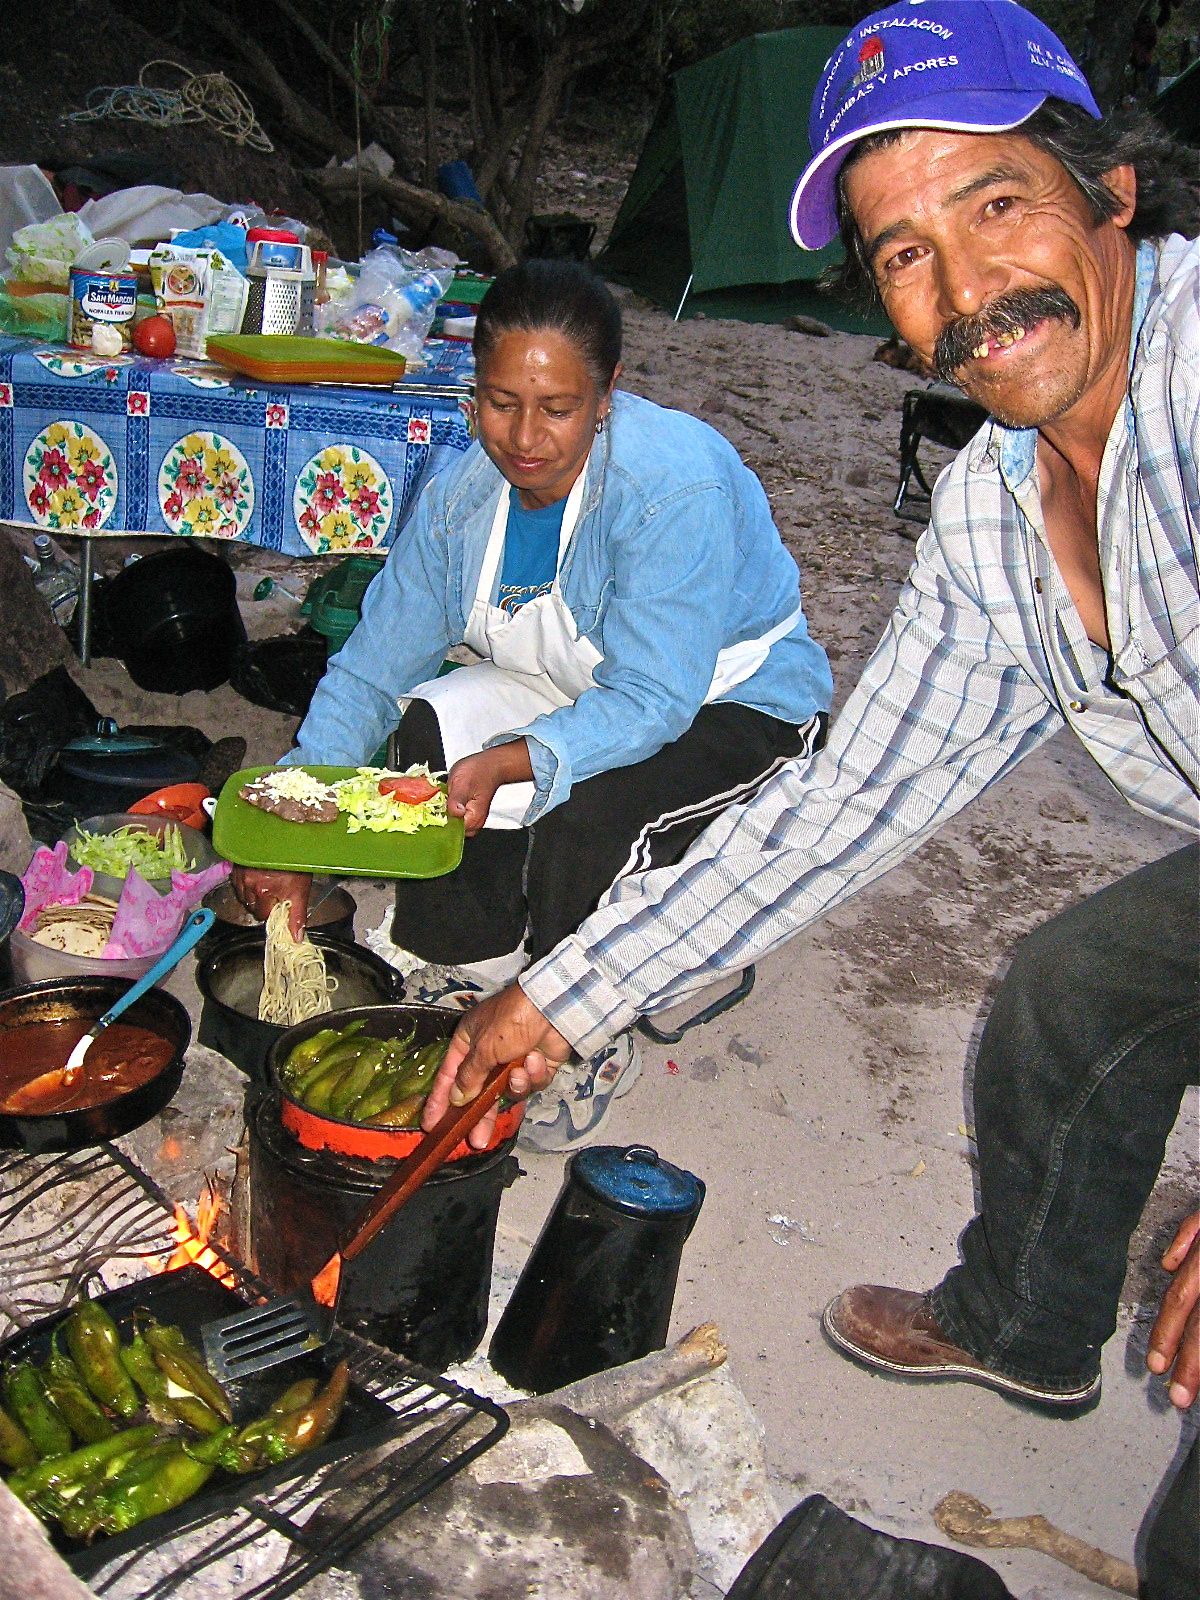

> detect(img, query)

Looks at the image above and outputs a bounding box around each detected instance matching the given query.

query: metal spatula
[202,1058,515,1380]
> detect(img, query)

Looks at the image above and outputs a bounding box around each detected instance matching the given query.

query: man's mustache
[933,288,1081,379]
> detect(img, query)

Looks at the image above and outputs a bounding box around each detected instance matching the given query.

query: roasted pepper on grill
[0,1400,37,1469]
[43,1333,116,1444]
[80,1437,220,1536]
[64,1301,141,1419]
[220,1360,349,1474]
[5,1423,159,1507]
[142,1322,233,1423]
[2,1361,72,1459]
[119,1333,223,1435]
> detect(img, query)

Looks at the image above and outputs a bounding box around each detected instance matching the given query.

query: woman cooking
[234,259,832,1150]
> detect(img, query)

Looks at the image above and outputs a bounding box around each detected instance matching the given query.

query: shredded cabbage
[331,765,449,835]
[71,823,192,878]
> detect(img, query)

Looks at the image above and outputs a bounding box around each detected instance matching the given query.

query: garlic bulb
[90,322,124,357]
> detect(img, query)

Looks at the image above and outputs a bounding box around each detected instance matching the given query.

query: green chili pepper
[88,1440,217,1535]
[64,1302,141,1420]
[391,1039,448,1098]
[289,1021,369,1087]
[280,1027,341,1079]
[266,1378,319,1417]
[365,1092,427,1129]
[300,1052,374,1114]
[223,1361,349,1474]
[43,1333,116,1444]
[0,1401,37,1470]
[143,1324,233,1423]
[119,1334,223,1436]
[343,1067,407,1122]
[5,1423,159,1506]
[2,1362,72,1459]
[326,1047,391,1119]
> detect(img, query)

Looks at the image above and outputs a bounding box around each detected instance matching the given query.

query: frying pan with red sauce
[0,1019,175,1115]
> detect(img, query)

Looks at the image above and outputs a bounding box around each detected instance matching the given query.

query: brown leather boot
[822,1285,1101,1412]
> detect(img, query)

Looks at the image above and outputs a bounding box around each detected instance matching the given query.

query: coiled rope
[67,60,273,152]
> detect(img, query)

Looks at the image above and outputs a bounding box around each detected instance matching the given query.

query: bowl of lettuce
[64,814,217,902]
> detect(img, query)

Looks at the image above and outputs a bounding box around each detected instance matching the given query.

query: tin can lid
[572,1144,703,1217]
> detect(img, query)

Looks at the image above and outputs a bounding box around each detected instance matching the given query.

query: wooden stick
[530,1323,728,1427]
[934,1490,1139,1595]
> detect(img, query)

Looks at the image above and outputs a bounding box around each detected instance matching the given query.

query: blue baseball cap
[789,0,1101,250]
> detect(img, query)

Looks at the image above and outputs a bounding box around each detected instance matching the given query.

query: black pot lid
[63,717,162,756]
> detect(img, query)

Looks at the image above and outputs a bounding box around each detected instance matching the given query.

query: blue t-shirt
[496,487,565,614]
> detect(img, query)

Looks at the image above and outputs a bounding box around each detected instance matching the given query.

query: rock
[342,1405,696,1600]
[0,779,31,874]
[785,315,833,337]
[616,1365,782,1593]
[0,526,73,694]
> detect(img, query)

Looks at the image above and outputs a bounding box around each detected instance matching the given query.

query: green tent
[1152,58,1199,145]
[597,27,887,332]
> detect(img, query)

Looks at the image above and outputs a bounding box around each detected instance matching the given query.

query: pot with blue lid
[489,1143,705,1393]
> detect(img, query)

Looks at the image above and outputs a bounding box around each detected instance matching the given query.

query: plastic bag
[0,283,68,340]
[106,857,229,958]
[0,166,61,262]
[18,841,93,930]
[6,212,94,286]
[76,185,225,247]
[323,245,457,361]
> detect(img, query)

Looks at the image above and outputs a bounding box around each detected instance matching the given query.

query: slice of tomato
[378,775,440,805]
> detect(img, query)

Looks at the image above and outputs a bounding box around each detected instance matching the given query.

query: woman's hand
[446,740,533,836]
[230,867,312,941]
[1147,1211,1200,1409]
[422,985,571,1150]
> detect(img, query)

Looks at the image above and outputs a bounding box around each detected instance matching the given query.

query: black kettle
[489,1143,705,1393]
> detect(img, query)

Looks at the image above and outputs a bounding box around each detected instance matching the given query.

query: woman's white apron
[407,464,802,828]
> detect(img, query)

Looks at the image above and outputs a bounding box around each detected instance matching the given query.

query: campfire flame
[160,1180,238,1287]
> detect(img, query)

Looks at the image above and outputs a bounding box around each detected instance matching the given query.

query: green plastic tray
[205,336,408,385]
[212,766,464,879]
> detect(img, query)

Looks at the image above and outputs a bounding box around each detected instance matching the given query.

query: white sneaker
[405,964,487,1010]
[517,1033,642,1153]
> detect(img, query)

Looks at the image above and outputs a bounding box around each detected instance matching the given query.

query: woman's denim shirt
[291,390,833,820]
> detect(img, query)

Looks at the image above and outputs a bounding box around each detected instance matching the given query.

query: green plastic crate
[302,555,384,654]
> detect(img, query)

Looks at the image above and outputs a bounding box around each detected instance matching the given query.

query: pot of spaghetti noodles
[195,916,401,1084]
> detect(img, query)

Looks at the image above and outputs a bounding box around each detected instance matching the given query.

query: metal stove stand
[0,1143,509,1600]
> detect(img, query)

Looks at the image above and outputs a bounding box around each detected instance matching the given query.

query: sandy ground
[34,293,1199,1597]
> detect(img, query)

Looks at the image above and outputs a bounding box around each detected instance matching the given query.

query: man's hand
[422,984,571,1149]
[446,741,533,836]
[1146,1211,1199,1409]
[230,867,312,941]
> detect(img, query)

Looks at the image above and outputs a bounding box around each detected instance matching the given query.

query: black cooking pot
[95,547,247,693]
[196,931,402,1084]
[0,872,23,993]
[198,880,357,961]
[0,978,191,1152]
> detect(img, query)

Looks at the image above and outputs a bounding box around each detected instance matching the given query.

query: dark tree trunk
[1084,0,1153,111]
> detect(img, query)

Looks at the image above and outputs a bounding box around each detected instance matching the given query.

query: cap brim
[789,89,1049,251]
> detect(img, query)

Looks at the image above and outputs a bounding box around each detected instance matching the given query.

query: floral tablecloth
[0,335,476,556]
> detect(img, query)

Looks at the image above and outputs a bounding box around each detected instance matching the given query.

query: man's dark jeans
[931,842,1199,1390]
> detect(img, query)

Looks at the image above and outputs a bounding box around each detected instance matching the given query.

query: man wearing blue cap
[428,5,1196,1579]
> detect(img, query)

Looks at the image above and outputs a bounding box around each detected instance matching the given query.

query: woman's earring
[595,414,606,435]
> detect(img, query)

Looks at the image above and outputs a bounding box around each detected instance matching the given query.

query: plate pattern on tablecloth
[170,363,233,389]
[33,351,132,379]
[292,445,393,553]
[23,420,117,530]
[158,430,254,537]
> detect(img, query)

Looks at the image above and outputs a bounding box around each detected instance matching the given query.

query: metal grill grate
[0,1142,508,1599]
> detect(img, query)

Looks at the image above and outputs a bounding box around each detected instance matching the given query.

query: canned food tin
[68,269,139,351]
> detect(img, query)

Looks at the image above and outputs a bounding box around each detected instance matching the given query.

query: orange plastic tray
[205,335,407,386]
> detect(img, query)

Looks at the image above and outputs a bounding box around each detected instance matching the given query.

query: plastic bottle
[31,534,80,627]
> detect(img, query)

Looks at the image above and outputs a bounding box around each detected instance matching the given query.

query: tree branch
[303,166,517,271]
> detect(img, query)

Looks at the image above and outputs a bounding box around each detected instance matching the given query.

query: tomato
[379,776,439,805]
[133,315,177,358]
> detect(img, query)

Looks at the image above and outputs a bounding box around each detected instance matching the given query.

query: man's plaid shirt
[522,236,1200,1056]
